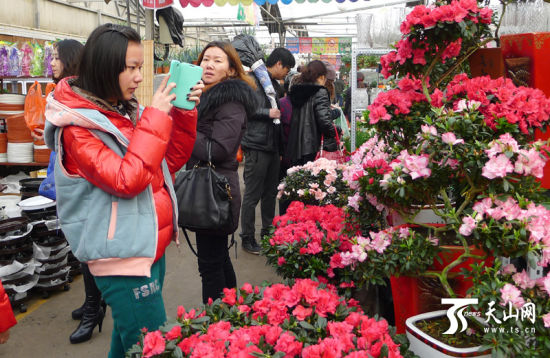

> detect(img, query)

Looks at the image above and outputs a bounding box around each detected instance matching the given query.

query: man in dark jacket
[240,47,295,254]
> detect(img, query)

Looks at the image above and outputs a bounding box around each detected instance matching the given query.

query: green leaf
[299,321,315,330]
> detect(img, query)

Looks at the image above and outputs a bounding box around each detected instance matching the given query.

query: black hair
[76,23,141,101]
[266,47,296,69]
[299,60,327,84]
[53,39,83,83]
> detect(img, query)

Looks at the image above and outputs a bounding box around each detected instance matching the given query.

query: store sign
[299,37,312,53]
[286,37,299,54]
[142,0,174,9]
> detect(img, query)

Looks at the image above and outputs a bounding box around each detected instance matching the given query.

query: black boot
[242,236,261,255]
[72,300,106,320]
[69,263,105,344]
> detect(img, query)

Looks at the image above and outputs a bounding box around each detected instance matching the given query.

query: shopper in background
[286,60,337,166]
[0,280,16,344]
[239,47,295,254]
[334,74,346,106]
[187,41,257,303]
[343,71,365,121]
[44,23,202,357]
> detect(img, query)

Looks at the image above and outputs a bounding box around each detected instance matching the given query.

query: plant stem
[434,37,495,88]
[422,49,444,103]
[494,0,511,47]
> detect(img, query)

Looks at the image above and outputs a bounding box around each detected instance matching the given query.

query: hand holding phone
[167,60,204,110]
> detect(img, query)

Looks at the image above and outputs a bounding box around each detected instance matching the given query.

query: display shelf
[350,47,392,151]
[0,162,48,166]
[0,76,52,95]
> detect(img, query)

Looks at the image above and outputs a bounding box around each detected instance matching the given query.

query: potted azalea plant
[126,279,415,358]
[342,0,550,356]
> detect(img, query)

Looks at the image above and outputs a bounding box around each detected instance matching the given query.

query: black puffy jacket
[240,73,282,153]
[286,83,337,163]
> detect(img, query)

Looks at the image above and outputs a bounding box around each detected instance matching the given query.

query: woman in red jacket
[0,280,16,344]
[44,24,202,357]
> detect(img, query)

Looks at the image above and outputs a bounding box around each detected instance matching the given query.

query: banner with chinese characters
[325,38,339,54]
[142,0,173,9]
[285,37,299,54]
[299,37,312,53]
[338,37,352,54]
[312,38,326,54]
[320,55,341,70]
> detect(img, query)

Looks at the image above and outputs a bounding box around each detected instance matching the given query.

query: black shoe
[242,237,261,255]
[69,307,105,344]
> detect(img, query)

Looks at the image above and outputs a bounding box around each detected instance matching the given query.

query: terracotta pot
[33,148,51,164]
[406,310,491,358]
[0,132,7,154]
[468,47,505,79]
[6,113,33,143]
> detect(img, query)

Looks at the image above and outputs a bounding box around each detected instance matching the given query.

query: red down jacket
[0,281,16,334]
[53,78,197,262]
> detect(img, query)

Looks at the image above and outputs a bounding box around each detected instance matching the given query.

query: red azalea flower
[165,325,182,341]
[222,288,237,305]
[292,305,313,321]
[274,332,303,358]
[142,331,166,358]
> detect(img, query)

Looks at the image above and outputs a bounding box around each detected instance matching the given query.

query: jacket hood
[44,78,138,150]
[197,79,258,120]
[47,77,139,125]
[289,83,327,108]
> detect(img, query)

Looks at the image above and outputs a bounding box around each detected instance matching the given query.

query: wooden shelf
[0,162,48,166]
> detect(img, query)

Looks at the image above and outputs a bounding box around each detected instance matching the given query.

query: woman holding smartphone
[187,41,257,303]
[44,23,203,357]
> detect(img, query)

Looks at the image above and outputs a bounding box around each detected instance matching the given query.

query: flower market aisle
[0,166,281,358]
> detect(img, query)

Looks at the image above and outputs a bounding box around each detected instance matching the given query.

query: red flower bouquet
[126,279,413,357]
[261,202,358,297]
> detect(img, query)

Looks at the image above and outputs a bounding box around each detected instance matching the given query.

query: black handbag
[174,140,233,232]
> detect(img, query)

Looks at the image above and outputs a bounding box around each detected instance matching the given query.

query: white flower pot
[405,310,491,358]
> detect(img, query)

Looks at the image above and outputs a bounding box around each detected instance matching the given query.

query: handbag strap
[182,228,236,258]
[206,139,212,164]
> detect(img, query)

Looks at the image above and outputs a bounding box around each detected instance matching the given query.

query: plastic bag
[24,81,46,132]
[231,34,263,67]
[38,151,56,200]
[334,107,350,138]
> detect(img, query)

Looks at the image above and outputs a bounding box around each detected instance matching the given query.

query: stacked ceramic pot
[0,217,36,313]
[18,195,71,298]
[1,94,33,163]
[0,94,26,162]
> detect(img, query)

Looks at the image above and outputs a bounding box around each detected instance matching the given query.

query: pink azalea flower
[543,313,550,328]
[441,132,464,145]
[500,283,525,308]
[482,154,514,179]
[512,270,536,290]
[165,326,182,341]
[403,153,431,179]
[501,264,517,275]
[421,124,438,136]
[277,256,286,266]
[292,305,313,321]
[459,216,477,236]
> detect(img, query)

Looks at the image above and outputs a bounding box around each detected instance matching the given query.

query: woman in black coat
[287,60,337,166]
[186,41,257,303]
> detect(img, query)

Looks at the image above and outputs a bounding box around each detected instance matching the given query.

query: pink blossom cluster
[497,270,550,327]
[270,202,355,280]
[367,77,427,124]
[446,74,550,134]
[399,0,492,35]
[381,0,492,77]
[341,226,413,267]
[459,197,550,266]
[482,133,547,180]
[140,279,403,358]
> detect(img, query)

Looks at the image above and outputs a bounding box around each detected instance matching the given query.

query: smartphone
[167,60,204,110]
